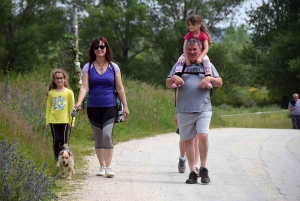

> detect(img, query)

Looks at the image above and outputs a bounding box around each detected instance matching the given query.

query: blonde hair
[47,69,70,94]
[187,15,214,46]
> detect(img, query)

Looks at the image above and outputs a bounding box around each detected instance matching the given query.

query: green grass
[0,68,292,199]
[211,108,291,128]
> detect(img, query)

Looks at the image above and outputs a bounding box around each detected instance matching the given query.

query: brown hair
[47,69,70,94]
[187,15,214,46]
[88,36,114,63]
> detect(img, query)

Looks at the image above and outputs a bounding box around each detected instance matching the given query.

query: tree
[147,0,247,69]
[79,0,152,64]
[245,0,300,106]
[218,24,253,86]
[78,0,247,86]
[0,0,68,73]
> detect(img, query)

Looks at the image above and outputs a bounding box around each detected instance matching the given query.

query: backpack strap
[88,62,92,87]
[290,99,296,107]
[109,62,119,106]
[174,64,187,107]
[110,61,117,91]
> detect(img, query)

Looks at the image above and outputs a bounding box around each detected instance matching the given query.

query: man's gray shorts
[177,111,212,141]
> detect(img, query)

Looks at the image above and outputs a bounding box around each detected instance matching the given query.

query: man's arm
[166,64,185,88]
[288,102,295,111]
[204,63,223,87]
[166,75,185,88]
[199,76,222,89]
[212,76,223,87]
[288,107,295,112]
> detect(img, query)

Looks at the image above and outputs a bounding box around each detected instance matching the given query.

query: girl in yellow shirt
[46,69,75,166]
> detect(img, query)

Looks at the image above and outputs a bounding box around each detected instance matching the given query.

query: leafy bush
[0,140,58,201]
[212,86,272,108]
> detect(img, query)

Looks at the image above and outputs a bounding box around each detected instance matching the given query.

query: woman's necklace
[95,60,106,71]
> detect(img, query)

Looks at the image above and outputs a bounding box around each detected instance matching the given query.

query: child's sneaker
[96,166,106,176]
[178,158,186,173]
[105,166,115,178]
[206,82,213,89]
[171,82,178,88]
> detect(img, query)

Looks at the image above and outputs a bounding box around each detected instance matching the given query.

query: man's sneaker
[200,167,210,184]
[178,158,186,173]
[185,171,198,184]
[96,166,106,176]
[105,167,115,178]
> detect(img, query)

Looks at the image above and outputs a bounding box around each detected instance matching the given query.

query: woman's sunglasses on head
[94,45,106,50]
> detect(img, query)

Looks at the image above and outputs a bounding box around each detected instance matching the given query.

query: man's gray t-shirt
[288,99,300,115]
[168,63,220,113]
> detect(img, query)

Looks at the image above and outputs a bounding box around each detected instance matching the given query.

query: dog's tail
[62,144,69,150]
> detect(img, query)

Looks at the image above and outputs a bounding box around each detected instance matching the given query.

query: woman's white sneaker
[105,167,115,178]
[96,166,106,176]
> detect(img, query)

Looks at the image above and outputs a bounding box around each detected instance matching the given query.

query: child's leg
[175,54,185,76]
[50,124,61,160]
[202,56,213,89]
[172,54,185,88]
[57,124,69,149]
[202,56,211,76]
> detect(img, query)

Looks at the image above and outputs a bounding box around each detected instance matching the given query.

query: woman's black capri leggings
[87,106,117,149]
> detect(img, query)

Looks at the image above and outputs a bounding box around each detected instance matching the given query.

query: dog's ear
[68,152,72,157]
[59,151,64,155]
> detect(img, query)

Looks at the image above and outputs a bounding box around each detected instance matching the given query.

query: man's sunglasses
[94,45,106,50]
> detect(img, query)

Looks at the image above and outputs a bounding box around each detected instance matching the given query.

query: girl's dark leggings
[50,123,69,160]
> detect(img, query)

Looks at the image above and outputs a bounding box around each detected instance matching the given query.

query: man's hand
[198,76,212,89]
[174,115,178,124]
[172,75,185,86]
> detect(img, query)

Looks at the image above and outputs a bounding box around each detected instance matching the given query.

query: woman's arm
[75,71,89,109]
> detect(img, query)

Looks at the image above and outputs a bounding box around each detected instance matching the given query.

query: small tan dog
[58,144,75,179]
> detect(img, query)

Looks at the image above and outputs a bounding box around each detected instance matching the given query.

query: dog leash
[68,118,74,146]
[69,107,78,146]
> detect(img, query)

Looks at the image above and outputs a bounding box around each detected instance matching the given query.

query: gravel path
[65,128,300,201]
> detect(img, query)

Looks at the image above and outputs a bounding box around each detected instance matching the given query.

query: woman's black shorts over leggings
[87,106,117,149]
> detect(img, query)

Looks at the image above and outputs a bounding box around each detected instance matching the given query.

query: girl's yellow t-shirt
[46,88,75,125]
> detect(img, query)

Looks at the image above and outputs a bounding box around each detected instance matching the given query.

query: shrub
[0,140,58,201]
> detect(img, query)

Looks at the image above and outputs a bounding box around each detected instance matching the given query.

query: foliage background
[0,0,299,198]
[1,0,299,106]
